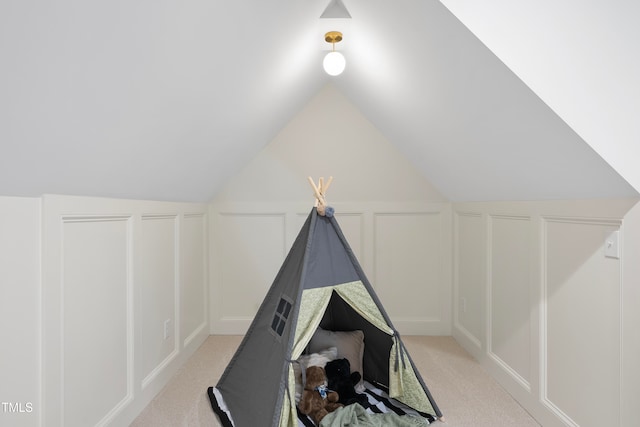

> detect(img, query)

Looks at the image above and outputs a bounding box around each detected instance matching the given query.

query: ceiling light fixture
[323,31,346,76]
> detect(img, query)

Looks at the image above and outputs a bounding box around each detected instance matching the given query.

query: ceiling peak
[320,0,351,19]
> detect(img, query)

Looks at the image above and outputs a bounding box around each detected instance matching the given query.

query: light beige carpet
[131,335,540,427]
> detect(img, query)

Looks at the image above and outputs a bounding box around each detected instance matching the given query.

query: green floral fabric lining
[280,281,435,426]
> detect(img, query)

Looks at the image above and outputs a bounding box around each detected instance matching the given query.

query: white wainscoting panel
[450,200,634,427]
[0,196,41,427]
[181,213,208,347]
[542,217,621,427]
[140,215,177,388]
[42,195,207,427]
[62,216,133,427]
[453,212,485,351]
[215,213,287,330]
[488,215,531,390]
[374,212,444,334]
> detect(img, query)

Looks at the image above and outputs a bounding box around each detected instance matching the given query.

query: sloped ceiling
[0,0,636,202]
[439,0,640,194]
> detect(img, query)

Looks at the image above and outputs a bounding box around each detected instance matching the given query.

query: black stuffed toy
[324,358,369,407]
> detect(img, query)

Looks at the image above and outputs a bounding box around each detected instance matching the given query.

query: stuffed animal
[298,365,343,426]
[325,358,369,407]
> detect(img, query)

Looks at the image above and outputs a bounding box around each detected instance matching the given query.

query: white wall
[0,196,41,427]
[214,83,447,205]
[1,193,209,427]
[38,195,208,427]
[210,84,452,336]
[622,201,640,427]
[453,198,638,427]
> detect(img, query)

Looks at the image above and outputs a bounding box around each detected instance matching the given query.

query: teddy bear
[298,365,343,426]
[324,358,369,407]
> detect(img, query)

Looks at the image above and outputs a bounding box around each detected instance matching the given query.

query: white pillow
[308,328,365,389]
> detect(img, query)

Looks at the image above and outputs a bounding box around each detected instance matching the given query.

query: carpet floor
[131,335,540,427]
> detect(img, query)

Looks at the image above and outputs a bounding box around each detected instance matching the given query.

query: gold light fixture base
[324,31,343,44]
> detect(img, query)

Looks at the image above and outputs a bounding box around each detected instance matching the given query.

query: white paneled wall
[210,202,452,336]
[4,191,640,427]
[41,195,208,427]
[213,212,287,331]
[488,215,531,391]
[543,218,621,426]
[374,212,448,334]
[453,212,485,348]
[61,216,132,427]
[622,202,640,427]
[0,196,41,427]
[181,213,208,347]
[453,199,635,427]
[140,215,177,388]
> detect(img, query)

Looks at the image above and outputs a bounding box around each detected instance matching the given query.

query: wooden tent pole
[307,176,333,216]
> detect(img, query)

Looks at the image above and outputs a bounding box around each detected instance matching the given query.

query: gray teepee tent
[208,185,442,427]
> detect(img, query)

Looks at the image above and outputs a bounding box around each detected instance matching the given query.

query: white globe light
[323,51,346,76]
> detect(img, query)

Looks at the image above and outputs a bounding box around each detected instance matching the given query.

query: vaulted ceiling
[1,0,637,202]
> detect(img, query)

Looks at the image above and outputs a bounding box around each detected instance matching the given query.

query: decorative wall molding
[539,215,622,426]
[454,211,483,219]
[141,214,178,220]
[184,212,205,219]
[62,215,133,223]
[183,322,208,349]
[210,202,451,335]
[60,215,134,427]
[541,215,622,227]
[42,195,207,427]
[488,214,531,222]
[139,214,179,391]
[455,323,483,350]
[486,214,531,392]
[487,352,531,392]
[452,210,484,352]
[214,212,287,329]
[373,211,445,334]
[180,213,208,349]
[452,200,629,427]
[141,349,179,391]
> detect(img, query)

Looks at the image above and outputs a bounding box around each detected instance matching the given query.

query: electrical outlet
[604,230,620,259]
[163,319,172,340]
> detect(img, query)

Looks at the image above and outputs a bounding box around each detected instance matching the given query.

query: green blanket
[320,404,431,427]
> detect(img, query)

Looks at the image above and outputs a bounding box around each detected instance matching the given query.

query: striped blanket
[297,381,435,427]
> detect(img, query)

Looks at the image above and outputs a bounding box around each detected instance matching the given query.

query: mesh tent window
[271,296,293,338]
